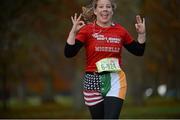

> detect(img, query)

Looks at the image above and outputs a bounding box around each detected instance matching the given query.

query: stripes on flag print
[83,70,127,106]
[83,91,104,106]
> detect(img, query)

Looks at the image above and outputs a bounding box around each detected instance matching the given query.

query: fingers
[77,14,82,21]
[74,13,77,21]
[143,18,145,25]
[136,15,146,27]
[71,13,82,23]
[135,23,138,29]
[79,21,85,27]
[71,16,74,23]
[135,16,146,34]
[136,15,142,24]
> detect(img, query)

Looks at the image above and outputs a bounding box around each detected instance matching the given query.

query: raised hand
[135,15,146,34]
[70,13,85,34]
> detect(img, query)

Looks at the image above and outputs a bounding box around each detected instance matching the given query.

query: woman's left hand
[135,15,146,34]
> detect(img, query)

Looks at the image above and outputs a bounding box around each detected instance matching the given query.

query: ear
[94,9,97,15]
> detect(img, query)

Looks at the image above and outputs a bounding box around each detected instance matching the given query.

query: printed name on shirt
[95,46,120,53]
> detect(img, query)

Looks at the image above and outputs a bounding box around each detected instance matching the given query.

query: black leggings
[88,97,124,119]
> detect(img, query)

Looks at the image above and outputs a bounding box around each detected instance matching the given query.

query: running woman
[64,0,146,119]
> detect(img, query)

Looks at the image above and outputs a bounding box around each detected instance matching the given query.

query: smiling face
[94,0,114,27]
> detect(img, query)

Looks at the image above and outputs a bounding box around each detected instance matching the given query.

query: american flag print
[83,71,127,106]
[83,90,104,106]
[83,73,103,106]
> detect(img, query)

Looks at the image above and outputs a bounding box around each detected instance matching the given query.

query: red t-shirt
[76,23,133,72]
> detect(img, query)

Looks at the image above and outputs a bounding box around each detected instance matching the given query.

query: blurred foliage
[142,0,180,97]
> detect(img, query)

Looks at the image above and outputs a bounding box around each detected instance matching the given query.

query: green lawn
[0,97,180,119]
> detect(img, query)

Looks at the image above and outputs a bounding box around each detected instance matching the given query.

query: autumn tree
[142,0,180,98]
[0,0,82,110]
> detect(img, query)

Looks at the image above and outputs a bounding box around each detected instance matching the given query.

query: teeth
[102,14,108,17]
[100,13,109,19]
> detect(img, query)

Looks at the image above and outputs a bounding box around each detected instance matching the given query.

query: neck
[96,21,112,27]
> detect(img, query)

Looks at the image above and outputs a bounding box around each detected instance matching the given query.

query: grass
[0,97,180,119]
[121,97,180,119]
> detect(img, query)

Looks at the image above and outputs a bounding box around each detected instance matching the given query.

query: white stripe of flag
[83,90,104,106]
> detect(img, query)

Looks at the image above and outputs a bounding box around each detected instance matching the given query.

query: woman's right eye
[98,6,104,8]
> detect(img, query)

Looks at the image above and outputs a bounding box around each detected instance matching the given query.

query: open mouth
[101,13,109,20]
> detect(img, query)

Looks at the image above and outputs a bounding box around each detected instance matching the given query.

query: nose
[102,6,108,11]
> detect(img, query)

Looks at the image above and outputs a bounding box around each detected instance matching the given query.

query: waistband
[85,71,110,75]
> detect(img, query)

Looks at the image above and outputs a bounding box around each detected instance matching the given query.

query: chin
[101,20,111,24]
[100,18,111,23]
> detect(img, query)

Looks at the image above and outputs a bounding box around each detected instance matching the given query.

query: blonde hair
[82,0,117,23]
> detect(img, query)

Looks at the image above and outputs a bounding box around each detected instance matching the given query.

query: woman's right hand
[67,13,85,45]
[70,13,85,34]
